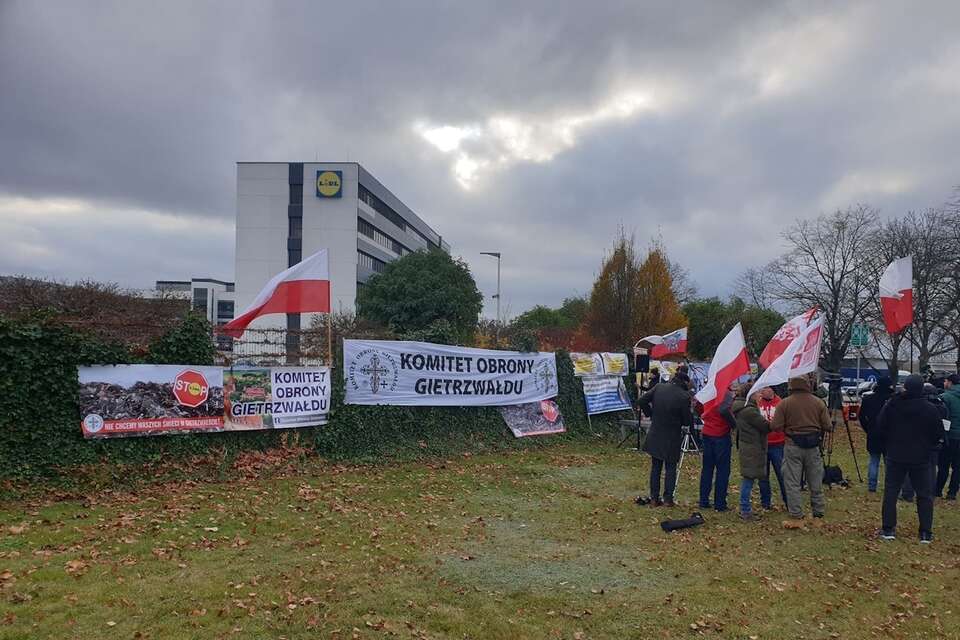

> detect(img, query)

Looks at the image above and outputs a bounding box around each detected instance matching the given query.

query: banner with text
[582,375,632,415]
[570,352,629,377]
[344,340,559,406]
[224,367,330,430]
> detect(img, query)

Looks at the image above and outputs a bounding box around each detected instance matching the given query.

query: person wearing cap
[936,373,960,499]
[876,374,944,543]
[771,377,833,519]
[860,377,896,493]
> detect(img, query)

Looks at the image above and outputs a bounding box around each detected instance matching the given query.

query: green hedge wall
[0,316,623,480]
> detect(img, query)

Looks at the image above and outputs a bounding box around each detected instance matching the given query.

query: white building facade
[234,162,448,331]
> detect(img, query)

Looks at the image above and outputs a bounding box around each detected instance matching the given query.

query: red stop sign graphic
[173,369,209,408]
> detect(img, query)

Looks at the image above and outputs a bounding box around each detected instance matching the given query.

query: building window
[358,217,408,255]
[192,288,208,313]
[216,300,234,323]
[357,250,386,274]
[289,217,302,239]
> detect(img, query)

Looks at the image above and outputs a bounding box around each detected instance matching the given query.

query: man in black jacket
[860,377,894,492]
[636,373,694,507]
[877,374,944,542]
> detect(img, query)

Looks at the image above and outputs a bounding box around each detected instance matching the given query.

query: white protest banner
[582,376,632,415]
[570,352,628,377]
[344,340,558,406]
[224,367,330,429]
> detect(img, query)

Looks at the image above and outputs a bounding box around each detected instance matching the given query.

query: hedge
[0,316,626,480]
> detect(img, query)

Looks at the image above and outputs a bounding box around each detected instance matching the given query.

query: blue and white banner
[343,340,559,406]
[582,375,632,415]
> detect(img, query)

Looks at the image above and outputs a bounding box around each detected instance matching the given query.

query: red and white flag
[219,249,331,338]
[748,315,824,398]
[879,256,913,335]
[639,327,688,359]
[695,323,751,412]
[758,307,818,369]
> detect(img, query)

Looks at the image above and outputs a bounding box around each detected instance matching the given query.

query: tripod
[675,424,701,499]
[824,384,863,483]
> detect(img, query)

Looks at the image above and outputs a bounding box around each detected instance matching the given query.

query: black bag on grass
[660,512,705,533]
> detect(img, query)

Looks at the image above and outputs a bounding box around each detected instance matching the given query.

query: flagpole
[327,313,333,367]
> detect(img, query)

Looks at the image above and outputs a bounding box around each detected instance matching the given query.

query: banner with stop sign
[77,365,225,438]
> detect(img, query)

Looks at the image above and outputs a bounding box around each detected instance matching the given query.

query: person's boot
[663,496,675,508]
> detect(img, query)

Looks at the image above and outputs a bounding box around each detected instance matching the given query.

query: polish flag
[219,249,331,338]
[758,307,818,370]
[695,323,751,412]
[640,327,688,359]
[748,315,824,399]
[879,256,913,335]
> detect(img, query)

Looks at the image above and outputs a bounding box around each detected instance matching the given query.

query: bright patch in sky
[415,90,654,189]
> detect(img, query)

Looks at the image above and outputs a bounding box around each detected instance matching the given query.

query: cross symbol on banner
[360,354,390,394]
[536,364,555,392]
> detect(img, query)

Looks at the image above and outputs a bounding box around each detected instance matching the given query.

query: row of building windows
[358,184,435,249]
[357,217,409,256]
[357,250,386,274]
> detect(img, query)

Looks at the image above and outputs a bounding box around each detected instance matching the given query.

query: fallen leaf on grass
[65,559,89,576]
[7,525,27,535]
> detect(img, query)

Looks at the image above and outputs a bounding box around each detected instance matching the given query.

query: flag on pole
[758,307,818,369]
[694,323,750,412]
[879,256,913,335]
[219,249,331,338]
[639,327,688,359]
[747,315,825,399]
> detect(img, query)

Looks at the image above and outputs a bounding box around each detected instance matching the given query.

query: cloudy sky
[2,1,959,318]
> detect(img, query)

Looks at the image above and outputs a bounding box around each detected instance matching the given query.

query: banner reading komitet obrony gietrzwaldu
[343,340,559,406]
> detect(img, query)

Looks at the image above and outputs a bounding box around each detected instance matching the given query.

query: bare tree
[668,259,698,306]
[767,206,878,372]
[734,266,778,310]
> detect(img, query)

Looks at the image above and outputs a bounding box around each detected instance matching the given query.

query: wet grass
[1,437,960,639]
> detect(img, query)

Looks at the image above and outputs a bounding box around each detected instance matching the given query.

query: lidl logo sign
[316,170,342,198]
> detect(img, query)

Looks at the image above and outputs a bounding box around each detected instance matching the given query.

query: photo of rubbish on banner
[499,399,566,438]
[224,367,330,430]
[570,352,628,377]
[78,365,224,438]
[344,340,558,406]
[582,375,632,415]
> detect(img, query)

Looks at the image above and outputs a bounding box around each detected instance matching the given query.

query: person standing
[698,386,736,512]
[937,374,960,500]
[733,386,771,520]
[636,373,693,507]
[860,377,895,493]
[771,377,833,520]
[877,374,944,542]
[756,386,786,509]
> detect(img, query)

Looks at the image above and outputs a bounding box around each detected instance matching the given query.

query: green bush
[0,316,625,481]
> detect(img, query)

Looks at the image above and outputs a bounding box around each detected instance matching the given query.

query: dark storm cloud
[1,0,959,315]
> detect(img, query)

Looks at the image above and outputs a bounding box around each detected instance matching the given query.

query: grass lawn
[2,435,960,639]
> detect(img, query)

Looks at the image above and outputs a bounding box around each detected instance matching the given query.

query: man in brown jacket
[771,376,833,519]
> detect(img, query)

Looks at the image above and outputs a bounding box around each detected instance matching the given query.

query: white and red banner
[694,323,750,412]
[639,327,688,359]
[220,249,331,338]
[879,256,913,335]
[747,316,825,398]
[758,308,818,369]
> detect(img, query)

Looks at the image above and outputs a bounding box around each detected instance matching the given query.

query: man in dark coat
[876,374,944,543]
[860,377,895,492]
[733,387,771,520]
[636,373,693,507]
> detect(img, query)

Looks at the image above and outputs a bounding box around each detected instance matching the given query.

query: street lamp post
[480,252,501,344]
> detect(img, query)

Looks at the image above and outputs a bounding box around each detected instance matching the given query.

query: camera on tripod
[822,371,844,410]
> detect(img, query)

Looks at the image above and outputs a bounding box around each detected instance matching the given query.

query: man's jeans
[936,439,960,497]
[740,478,757,515]
[699,434,731,510]
[868,452,883,492]
[883,460,934,535]
[759,444,787,508]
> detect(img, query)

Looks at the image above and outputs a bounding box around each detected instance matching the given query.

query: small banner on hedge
[499,399,565,437]
[582,376,632,415]
[570,352,628,377]
[344,339,558,406]
[224,367,330,430]
[78,365,329,438]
